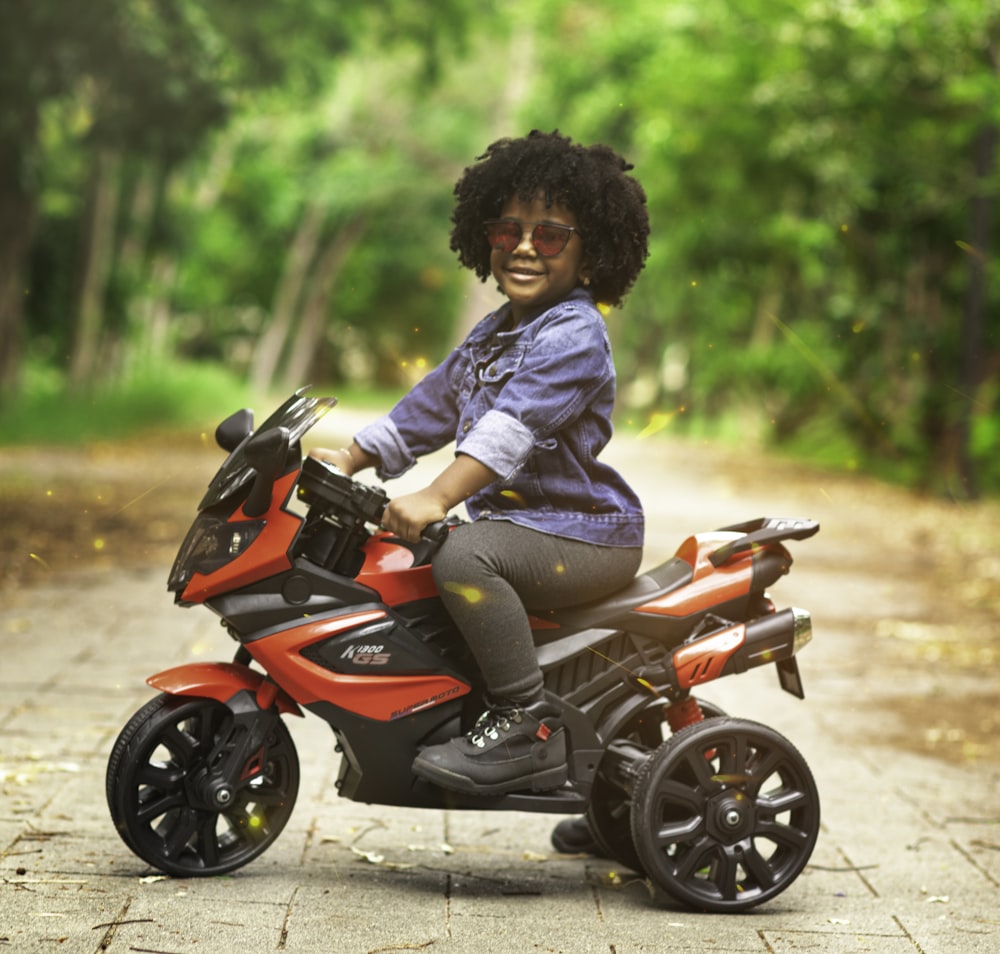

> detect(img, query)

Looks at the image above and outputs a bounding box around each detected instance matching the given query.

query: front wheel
[630,717,819,912]
[106,694,299,877]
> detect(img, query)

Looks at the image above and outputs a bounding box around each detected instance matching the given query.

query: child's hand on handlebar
[382,454,495,542]
[383,490,449,543]
[310,443,378,477]
[308,447,356,475]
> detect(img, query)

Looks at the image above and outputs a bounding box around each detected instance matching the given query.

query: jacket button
[462,422,471,433]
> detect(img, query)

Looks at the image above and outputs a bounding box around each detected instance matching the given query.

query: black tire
[586,697,728,872]
[692,698,727,721]
[106,693,299,877]
[629,717,819,912]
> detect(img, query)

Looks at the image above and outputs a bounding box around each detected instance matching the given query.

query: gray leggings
[431,521,642,703]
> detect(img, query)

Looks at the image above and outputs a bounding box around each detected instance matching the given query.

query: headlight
[168,514,266,592]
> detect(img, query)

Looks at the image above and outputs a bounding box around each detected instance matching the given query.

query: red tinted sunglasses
[484,219,578,257]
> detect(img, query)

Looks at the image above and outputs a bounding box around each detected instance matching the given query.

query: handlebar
[420,520,452,546]
[379,508,455,552]
[299,456,456,552]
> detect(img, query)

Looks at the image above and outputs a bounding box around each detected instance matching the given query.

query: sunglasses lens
[532,225,571,257]
[484,221,573,256]
[485,221,521,252]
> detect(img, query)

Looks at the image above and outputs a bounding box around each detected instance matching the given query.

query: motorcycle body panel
[356,533,442,605]
[242,608,472,719]
[147,661,303,716]
[177,472,304,604]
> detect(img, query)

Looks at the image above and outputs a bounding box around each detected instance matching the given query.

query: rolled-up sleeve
[354,415,415,481]
[456,409,535,481]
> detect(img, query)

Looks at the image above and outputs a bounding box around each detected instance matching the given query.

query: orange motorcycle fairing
[355,532,440,605]
[180,471,304,604]
[672,623,747,688]
[241,609,473,719]
[147,661,304,716]
[635,532,783,619]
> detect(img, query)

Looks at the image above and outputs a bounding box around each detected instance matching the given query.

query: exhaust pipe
[672,608,812,691]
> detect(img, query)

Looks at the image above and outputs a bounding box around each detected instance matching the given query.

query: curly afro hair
[450,130,650,308]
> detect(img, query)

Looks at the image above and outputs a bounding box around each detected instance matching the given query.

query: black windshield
[198,390,338,509]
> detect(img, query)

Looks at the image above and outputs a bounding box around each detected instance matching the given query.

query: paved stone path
[2,429,998,952]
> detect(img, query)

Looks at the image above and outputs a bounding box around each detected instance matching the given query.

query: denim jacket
[354,288,644,548]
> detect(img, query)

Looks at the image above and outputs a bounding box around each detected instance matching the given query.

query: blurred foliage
[0,0,997,495]
[0,359,251,444]
[522,0,999,496]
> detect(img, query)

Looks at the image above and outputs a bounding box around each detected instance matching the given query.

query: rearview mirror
[216,409,254,452]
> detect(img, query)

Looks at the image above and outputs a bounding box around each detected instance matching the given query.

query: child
[313,130,649,795]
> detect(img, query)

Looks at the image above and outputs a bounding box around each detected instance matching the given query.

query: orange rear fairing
[636,533,752,619]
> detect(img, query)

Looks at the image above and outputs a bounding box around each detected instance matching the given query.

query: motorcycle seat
[532,556,693,639]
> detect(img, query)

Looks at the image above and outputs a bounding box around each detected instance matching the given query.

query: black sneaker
[412,702,567,796]
[551,816,603,856]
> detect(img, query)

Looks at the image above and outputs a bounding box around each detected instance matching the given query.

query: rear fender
[147,662,304,717]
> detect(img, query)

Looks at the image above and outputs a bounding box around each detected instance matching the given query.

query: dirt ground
[1,430,998,767]
[0,435,214,590]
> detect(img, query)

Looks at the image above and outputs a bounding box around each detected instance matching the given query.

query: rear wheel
[586,697,727,872]
[106,694,299,876]
[629,717,819,911]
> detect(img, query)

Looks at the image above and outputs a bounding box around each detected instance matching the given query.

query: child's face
[490,193,590,323]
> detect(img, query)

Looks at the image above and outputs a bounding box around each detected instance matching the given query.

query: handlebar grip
[421,521,451,544]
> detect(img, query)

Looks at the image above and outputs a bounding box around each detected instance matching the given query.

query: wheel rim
[110,697,298,876]
[630,718,819,912]
[587,697,727,872]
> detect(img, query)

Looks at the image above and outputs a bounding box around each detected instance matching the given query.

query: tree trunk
[124,137,237,374]
[249,199,327,395]
[955,123,997,499]
[70,148,122,390]
[118,161,163,374]
[0,187,34,399]
[0,140,37,398]
[280,216,368,394]
[118,160,160,278]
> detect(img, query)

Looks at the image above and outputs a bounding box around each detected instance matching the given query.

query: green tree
[0,0,231,392]
[0,0,475,395]
[169,27,509,393]
[522,0,999,494]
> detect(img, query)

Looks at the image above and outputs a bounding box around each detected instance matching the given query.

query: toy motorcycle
[106,390,821,912]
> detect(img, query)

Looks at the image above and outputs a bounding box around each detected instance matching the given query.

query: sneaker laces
[468,707,523,748]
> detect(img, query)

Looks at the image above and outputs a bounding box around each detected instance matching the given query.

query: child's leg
[413,522,641,795]
[431,521,642,703]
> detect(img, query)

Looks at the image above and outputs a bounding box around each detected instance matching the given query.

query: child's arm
[382,453,496,542]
